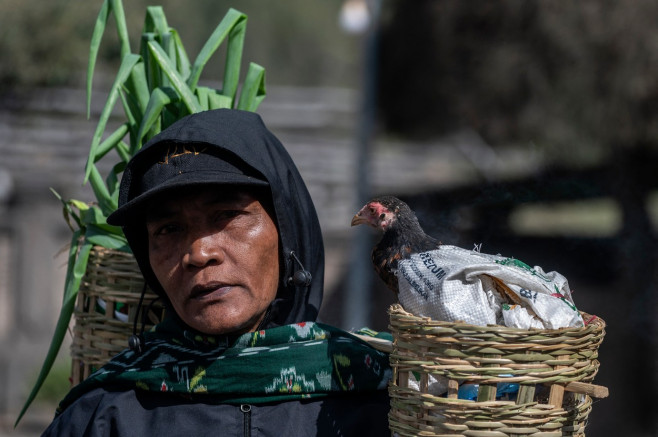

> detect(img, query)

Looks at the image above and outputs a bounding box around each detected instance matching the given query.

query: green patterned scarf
[57,320,391,414]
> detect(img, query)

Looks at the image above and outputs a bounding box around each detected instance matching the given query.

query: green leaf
[207,88,234,110]
[77,206,125,239]
[86,0,111,118]
[115,141,131,163]
[106,161,126,207]
[187,8,245,92]
[69,199,90,212]
[161,32,174,89]
[15,232,92,427]
[148,41,201,114]
[119,75,143,123]
[94,123,130,164]
[195,86,210,111]
[85,208,125,233]
[110,0,131,58]
[79,203,105,226]
[221,12,247,102]
[237,63,266,112]
[50,188,82,231]
[141,32,160,92]
[161,107,183,130]
[86,225,130,252]
[93,223,125,236]
[88,165,117,216]
[86,0,131,119]
[118,88,139,135]
[84,53,141,183]
[134,87,180,153]
[126,61,150,116]
[171,29,191,79]
[143,6,168,36]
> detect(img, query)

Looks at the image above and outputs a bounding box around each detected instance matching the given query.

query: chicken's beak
[351,213,368,227]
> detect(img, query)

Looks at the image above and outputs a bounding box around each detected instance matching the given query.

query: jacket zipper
[240,404,252,437]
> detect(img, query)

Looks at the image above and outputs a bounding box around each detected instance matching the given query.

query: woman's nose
[183,233,223,268]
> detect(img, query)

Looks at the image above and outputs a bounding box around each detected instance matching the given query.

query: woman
[42,109,391,436]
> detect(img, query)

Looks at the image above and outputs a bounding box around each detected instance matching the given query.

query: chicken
[351,196,440,295]
[351,195,583,329]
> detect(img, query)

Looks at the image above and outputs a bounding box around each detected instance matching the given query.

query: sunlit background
[1,1,656,435]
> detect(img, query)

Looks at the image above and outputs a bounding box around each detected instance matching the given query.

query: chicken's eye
[369,207,375,214]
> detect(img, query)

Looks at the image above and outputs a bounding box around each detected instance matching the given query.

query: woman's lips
[190,283,233,300]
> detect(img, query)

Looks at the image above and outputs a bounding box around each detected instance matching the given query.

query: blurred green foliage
[0,1,99,87]
[0,0,360,91]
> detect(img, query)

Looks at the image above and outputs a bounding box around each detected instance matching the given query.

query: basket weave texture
[388,304,605,437]
[71,245,165,384]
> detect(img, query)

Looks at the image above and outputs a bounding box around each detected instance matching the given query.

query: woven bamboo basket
[71,245,165,384]
[388,304,606,437]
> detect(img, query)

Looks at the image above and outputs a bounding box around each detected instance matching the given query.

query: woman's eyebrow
[145,192,251,222]
[145,206,177,223]
[202,191,252,207]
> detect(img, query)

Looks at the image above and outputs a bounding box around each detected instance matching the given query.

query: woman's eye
[154,223,181,236]
[215,210,242,221]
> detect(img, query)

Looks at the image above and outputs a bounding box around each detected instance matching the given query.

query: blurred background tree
[0,1,99,88]
[378,0,658,165]
[0,0,359,91]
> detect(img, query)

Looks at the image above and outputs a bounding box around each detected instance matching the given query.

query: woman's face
[146,187,280,335]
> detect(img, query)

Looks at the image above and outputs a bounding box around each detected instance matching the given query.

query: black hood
[111,109,324,327]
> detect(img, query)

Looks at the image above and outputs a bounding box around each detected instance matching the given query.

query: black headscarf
[107,109,324,327]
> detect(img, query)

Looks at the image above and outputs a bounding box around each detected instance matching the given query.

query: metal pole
[344,0,380,330]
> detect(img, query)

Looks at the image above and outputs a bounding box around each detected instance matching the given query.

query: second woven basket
[388,304,606,437]
[71,246,165,384]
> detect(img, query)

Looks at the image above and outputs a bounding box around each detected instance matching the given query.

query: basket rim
[388,303,605,334]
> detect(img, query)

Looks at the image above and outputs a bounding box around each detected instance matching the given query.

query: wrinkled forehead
[144,184,275,223]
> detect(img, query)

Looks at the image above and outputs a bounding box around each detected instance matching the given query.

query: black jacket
[42,110,390,436]
[43,388,391,436]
